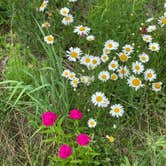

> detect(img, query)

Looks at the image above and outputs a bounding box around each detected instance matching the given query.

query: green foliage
[39,117,99,165]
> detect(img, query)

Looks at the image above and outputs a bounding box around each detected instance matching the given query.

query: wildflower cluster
[41,109,91,159]
[60,7,74,25]
[60,4,165,95]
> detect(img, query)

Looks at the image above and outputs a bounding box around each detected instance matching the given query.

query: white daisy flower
[62,14,74,25]
[104,40,119,51]
[110,104,124,118]
[144,69,156,82]
[118,66,130,79]
[88,118,97,128]
[66,47,82,62]
[91,92,109,108]
[122,44,134,55]
[68,72,76,80]
[70,78,79,88]
[164,3,166,8]
[118,52,130,62]
[145,17,154,23]
[80,54,93,68]
[80,76,90,85]
[98,71,110,82]
[39,0,48,12]
[146,25,157,32]
[142,34,153,43]
[132,61,144,74]
[62,69,71,78]
[80,76,95,86]
[80,76,88,84]
[152,82,162,92]
[102,99,110,107]
[110,73,118,81]
[42,22,50,28]
[74,25,90,36]
[103,48,111,55]
[88,76,95,85]
[86,35,95,41]
[149,42,160,52]
[158,15,166,27]
[90,56,101,69]
[127,75,143,91]
[44,35,54,44]
[60,7,70,16]
[101,54,109,63]
[108,60,119,71]
[139,53,149,63]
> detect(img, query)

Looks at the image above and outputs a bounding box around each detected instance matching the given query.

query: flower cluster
[62,68,95,88]
[60,7,74,25]
[42,109,91,159]
[61,6,164,94]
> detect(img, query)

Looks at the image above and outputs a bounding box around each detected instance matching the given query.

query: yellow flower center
[125,47,131,52]
[104,49,110,54]
[111,63,116,68]
[162,18,166,24]
[90,121,95,126]
[71,52,78,58]
[120,54,128,62]
[111,74,117,80]
[40,2,46,8]
[147,73,153,78]
[101,74,107,80]
[92,59,97,64]
[108,43,113,48]
[65,16,71,21]
[73,80,78,84]
[85,58,91,63]
[151,46,156,50]
[47,36,53,42]
[145,37,150,41]
[79,27,85,31]
[63,10,67,15]
[132,78,141,86]
[135,65,140,70]
[96,96,102,102]
[88,37,93,41]
[120,69,126,75]
[141,56,146,61]
[154,83,161,89]
[108,136,115,143]
[102,56,107,60]
[70,74,74,79]
[64,71,69,76]
[114,108,120,113]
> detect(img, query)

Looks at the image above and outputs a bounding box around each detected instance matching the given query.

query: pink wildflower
[42,111,58,127]
[77,134,91,146]
[58,144,72,159]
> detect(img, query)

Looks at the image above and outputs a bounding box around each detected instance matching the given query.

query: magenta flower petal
[58,144,72,159]
[69,109,83,120]
[41,111,58,127]
[77,134,91,146]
